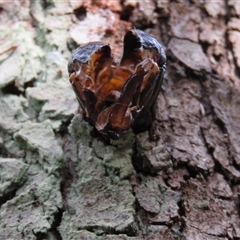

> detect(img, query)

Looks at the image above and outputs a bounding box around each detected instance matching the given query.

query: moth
[68,29,166,139]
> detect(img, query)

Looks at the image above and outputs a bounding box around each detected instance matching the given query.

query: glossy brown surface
[68,29,166,139]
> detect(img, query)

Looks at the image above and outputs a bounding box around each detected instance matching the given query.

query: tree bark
[0,1,240,239]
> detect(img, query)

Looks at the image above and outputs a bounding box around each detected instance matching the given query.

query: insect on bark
[68,29,166,139]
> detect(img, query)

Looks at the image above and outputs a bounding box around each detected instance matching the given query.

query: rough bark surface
[0,1,240,240]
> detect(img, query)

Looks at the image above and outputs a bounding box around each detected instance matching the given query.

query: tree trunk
[0,1,240,239]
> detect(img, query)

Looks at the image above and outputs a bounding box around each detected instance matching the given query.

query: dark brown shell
[68,29,166,139]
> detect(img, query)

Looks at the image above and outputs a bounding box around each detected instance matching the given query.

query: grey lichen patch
[16,165,63,208]
[14,120,63,174]
[103,149,135,180]
[61,161,135,234]
[39,85,78,122]
[60,230,139,240]
[59,113,136,236]
[101,130,136,180]
[102,234,139,240]
[0,158,29,199]
[43,14,72,55]
[60,178,135,235]
[0,165,62,239]
[0,21,43,89]
[30,0,72,54]
[47,29,71,52]
[26,82,78,124]
[0,94,29,158]
[0,47,23,89]
[110,129,135,150]
[3,140,25,159]
[62,230,99,240]
[41,51,69,84]
[68,114,94,142]
[76,145,105,182]
[135,176,161,214]
[38,84,78,124]
[0,94,29,133]
[0,228,23,240]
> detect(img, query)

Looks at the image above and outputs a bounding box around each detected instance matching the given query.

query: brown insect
[68,29,166,139]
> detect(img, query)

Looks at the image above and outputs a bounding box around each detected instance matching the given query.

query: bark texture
[0,1,240,240]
